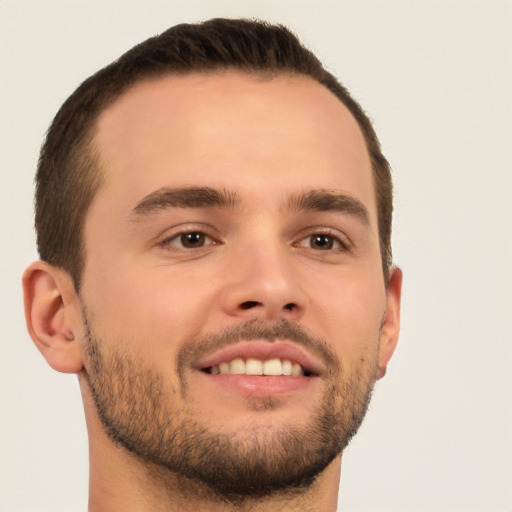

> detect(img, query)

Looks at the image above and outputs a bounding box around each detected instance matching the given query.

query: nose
[219,240,308,321]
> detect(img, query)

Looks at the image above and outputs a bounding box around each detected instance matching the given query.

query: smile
[195,340,324,382]
[204,358,310,376]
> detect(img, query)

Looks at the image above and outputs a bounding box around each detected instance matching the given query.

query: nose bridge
[220,230,306,319]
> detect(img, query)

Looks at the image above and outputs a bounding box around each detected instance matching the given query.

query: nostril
[240,301,261,310]
[283,303,296,311]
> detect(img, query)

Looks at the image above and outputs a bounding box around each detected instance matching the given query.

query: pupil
[312,234,333,250]
[181,232,205,247]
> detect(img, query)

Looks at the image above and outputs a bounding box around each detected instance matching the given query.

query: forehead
[92,71,375,218]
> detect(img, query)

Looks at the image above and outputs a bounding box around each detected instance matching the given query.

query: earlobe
[22,261,84,374]
[377,266,403,379]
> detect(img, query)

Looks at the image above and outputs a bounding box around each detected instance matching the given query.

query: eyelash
[158,228,350,254]
[294,229,350,253]
[158,230,218,251]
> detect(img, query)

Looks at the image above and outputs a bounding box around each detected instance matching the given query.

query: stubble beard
[83,312,379,503]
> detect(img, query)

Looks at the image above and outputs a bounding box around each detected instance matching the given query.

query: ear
[22,260,84,374]
[377,266,403,379]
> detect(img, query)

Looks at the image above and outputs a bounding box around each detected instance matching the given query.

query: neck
[88,442,341,512]
[86,425,341,512]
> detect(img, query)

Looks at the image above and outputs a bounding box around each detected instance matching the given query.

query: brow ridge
[130,186,369,226]
[288,189,370,225]
[131,186,239,218]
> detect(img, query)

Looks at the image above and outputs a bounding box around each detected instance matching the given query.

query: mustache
[177,318,339,375]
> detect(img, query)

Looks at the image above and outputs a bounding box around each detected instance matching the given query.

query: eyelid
[294,227,352,251]
[156,224,221,251]
[162,232,215,249]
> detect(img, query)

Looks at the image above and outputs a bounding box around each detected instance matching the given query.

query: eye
[309,234,336,250]
[296,232,348,252]
[179,232,208,248]
[160,231,216,250]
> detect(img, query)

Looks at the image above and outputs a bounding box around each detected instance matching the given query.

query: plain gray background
[1,1,511,510]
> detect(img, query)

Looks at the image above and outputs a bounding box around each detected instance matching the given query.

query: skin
[23,71,402,511]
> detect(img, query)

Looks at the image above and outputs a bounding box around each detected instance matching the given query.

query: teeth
[291,363,303,376]
[230,358,245,375]
[263,358,282,376]
[246,358,263,375]
[282,359,293,376]
[210,358,305,376]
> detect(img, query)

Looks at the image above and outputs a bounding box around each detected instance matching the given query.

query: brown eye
[310,234,335,250]
[159,230,217,253]
[295,231,348,253]
[180,232,206,248]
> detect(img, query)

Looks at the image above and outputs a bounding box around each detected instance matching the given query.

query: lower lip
[198,372,314,396]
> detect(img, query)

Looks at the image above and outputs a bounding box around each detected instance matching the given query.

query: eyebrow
[288,189,370,225]
[130,185,370,226]
[130,186,239,218]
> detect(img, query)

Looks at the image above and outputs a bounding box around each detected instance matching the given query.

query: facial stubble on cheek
[82,311,380,502]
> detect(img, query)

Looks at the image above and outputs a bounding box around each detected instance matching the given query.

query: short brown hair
[35,18,393,290]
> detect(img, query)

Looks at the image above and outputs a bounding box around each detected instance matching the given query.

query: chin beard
[83,313,378,503]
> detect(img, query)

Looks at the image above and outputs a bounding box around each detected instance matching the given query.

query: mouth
[202,357,315,377]
[193,341,323,397]
[191,340,325,399]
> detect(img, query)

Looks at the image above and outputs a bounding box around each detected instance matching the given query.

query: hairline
[74,68,391,290]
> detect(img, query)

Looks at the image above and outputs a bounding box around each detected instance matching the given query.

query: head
[24,18,401,506]
[34,17,393,291]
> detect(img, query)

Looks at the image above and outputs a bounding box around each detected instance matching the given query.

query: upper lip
[194,340,325,376]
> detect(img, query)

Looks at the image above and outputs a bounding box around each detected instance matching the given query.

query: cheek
[307,270,386,363]
[81,261,220,357]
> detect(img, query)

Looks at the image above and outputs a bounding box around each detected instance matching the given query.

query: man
[22,18,401,512]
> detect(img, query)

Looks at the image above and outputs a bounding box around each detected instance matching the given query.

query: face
[78,72,400,499]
